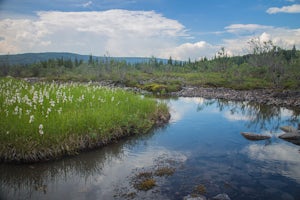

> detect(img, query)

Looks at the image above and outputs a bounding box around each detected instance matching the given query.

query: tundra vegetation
[0,77,169,163]
[0,40,299,93]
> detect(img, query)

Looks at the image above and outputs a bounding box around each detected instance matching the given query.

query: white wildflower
[39,124,44,135]
[33,91,38,104]
[68,95,73,102]
[26,109,31,115]
[13,106,19,115]
[63,93,67,103]
[38,95,44,105]
[57,107,62,114]
[111,96,114,102]
[29,115,34,123]
[50,100,56,107]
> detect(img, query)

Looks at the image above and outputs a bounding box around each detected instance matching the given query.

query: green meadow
[0,77,169,163]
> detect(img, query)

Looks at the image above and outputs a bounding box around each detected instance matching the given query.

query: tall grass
[0,77,169,163]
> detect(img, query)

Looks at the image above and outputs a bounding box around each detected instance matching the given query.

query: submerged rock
[183,195,207,200]
[241,132,271,141]
[213,193,231,200]
[183,193,231,200]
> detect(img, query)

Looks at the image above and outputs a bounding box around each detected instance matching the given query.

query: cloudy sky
[0,0,299,60]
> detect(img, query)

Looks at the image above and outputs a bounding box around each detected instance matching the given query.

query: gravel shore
[171,87,300,108]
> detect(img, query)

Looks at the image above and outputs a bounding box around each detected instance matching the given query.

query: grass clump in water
[134,178,156,191]
[0,77,170,163]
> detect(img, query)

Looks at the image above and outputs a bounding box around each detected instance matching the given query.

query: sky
[0,0,300,60]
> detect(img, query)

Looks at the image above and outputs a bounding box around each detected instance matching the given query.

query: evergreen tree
[88,54,93,65]
[168,56,173,65]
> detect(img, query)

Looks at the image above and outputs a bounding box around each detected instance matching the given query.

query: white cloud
[221,24,300,56]
[159,41,218,60]
[1,10,300,60]
[82,1,93,8]
[0,10,187,57]
[267,4,300,14]
[225,24,272,34]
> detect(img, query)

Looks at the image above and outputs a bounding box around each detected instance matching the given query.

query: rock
[280,126,298,133]
[279,132,300,146]
[241,132,271,141]
[279,125,300,146]
[183,194,207,200]
[213,193,231,200]
[279,132,300,140]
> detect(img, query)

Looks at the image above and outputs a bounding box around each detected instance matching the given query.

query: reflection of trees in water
[197,99,300,130]
[0,127,160,199]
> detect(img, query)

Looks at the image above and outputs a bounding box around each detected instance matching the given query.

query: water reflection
[244,143,300,182]
[1,97,300,200]
[0,129,187,200]
[196,98,299,131]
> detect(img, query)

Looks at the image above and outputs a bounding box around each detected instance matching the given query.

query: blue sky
[0,0,300,60]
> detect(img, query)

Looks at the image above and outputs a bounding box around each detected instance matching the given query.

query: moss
[143,83,168,94]
[134,178,156,191]
[193,184,207,195]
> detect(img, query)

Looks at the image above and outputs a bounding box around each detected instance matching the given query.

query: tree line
[0,40,299,90]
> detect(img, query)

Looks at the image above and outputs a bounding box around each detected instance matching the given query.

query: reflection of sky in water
[223,110,255,121]
[244,143,300,183]
[1,97,300,200]
[169,97,205,123]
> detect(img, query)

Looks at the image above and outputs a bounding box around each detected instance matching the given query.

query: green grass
[0,77,169,163]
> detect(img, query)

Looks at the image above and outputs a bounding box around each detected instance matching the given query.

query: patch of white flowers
[0,78,119,136]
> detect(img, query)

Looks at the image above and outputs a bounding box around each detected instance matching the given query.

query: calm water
[1,97,300,200]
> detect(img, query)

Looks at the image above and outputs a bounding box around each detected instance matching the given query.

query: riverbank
[171,86,300,108]
[0,78,170,164]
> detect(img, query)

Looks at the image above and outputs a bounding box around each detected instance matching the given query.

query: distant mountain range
[0,52,169,65]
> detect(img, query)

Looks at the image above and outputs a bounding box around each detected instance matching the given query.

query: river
[1,97,300,200]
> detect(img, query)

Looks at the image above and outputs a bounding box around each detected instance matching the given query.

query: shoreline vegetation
[0,77,170,163]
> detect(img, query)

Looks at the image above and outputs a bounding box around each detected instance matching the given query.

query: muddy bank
[171,87,300,108]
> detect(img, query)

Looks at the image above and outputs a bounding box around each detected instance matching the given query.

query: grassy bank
[0,78,170,163]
